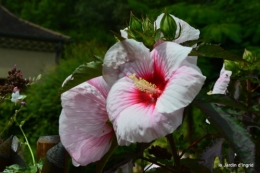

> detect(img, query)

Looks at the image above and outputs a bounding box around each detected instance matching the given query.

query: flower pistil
[129,73,161,95]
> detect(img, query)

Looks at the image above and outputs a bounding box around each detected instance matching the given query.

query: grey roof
[0,5,71,42]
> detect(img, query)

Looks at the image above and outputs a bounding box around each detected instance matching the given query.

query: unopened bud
[160,12,177,41]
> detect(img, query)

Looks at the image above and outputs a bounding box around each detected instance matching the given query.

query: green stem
[0,117,14,136]
[166,134,180,169]
[0,95,8,104]
[19,124,36,166]
[179,133,220,158]
[13,107,36,166]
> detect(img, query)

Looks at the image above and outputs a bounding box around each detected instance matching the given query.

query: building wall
[0,48,56,79]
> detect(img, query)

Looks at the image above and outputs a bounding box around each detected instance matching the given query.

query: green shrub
[0,41,107,165]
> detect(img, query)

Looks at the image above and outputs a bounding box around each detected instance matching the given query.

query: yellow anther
[129,73,157,94]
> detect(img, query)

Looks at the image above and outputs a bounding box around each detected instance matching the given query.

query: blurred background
[0,0,260,172]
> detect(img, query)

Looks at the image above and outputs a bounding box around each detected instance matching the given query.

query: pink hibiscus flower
[59,76,114,166]
[103,39,206,145]
[212,64,232,94]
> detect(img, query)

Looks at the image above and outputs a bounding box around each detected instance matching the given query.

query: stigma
[129,73,157,94]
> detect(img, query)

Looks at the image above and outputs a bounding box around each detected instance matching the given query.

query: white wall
[0,48,56,79]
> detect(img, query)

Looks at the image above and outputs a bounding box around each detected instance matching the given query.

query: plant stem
[13,107,36,166]
[19,124,36,166]
[0,95,6,104]
[166,134,180,169]
[0,117,14,136]
[179,133,219,158]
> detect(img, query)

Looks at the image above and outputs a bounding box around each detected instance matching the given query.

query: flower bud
[242,49,254,63]
[160,12,177,41]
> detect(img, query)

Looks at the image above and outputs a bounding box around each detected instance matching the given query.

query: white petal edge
[212,64,232,94]
[156,65,206,113]
[103,39,152,86]
[155,13,200,44]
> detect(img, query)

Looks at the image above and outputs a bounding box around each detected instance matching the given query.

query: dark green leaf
[145,167,169,173]
[181,158,211,173]
[196,93,248,112]
[181,38,210,47]
[193,102,255,173]
[60,61,103,94]
[189,43,245,62]
[200,138,225,172]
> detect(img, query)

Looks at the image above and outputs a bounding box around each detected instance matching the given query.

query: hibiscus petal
[120,28,128,38]
[103,39,152,86]
[107,77,184,144]
[156,65,206,113]
[59,76,113,165]
[151,42,193,80]
[212,64,232,94]
[155,13,200,44]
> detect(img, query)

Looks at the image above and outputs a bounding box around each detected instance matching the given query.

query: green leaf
[145,167,168,173]
[181,38,210,47]
[196,93,248,112]
[3,164,28,173]
[189,43,245,62]
[200,138,225,172]
[27,165,37,173]
[60,60,102,94]
[181,158,211,173]
[36,158,44,170]
[193,102,255,173]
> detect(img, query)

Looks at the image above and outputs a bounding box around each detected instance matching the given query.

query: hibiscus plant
[59,12,259,173]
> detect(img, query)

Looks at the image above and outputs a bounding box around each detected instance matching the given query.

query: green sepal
[242,49,254,63]
[111,30,126,41]
[131,29,155,49]
[142,16,154,36]
[129,12,143,33]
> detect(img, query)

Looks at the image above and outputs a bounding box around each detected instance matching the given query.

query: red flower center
[130,71,167,106]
